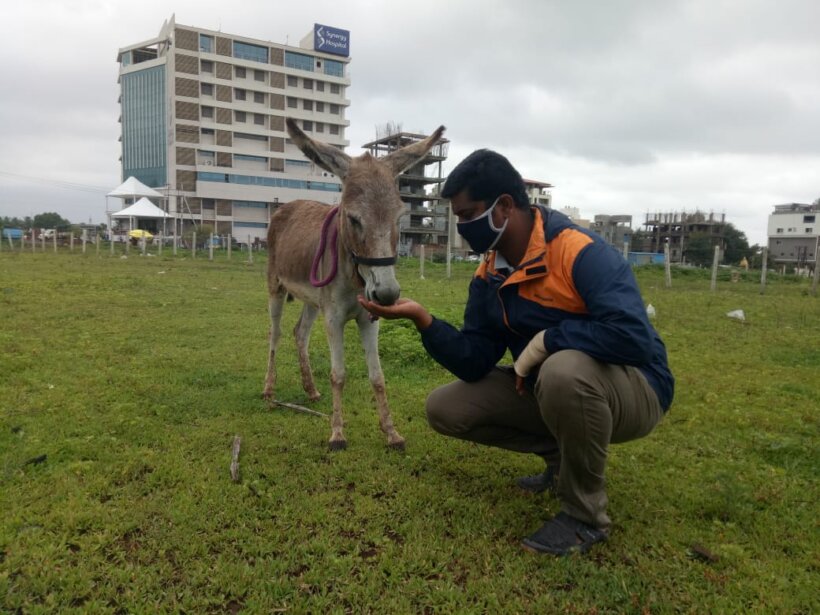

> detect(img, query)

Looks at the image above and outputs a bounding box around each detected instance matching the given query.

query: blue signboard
[314,24,350,57]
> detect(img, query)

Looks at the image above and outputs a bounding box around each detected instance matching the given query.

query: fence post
[32,232,36,254]
[710,245,720,291]
[157,234,163,256]
[419,245,425,279]
[664,244,672,288]
[192,232,197,259]
[812,237,819,297]
[7,235,13,250]
[110,235,114,256]
[247,235,253,264]
[623,241,629,260]
[41,235,46,253]
[70,233,75,252]
[173,232,178,256]
[209,233,214,261]
[227,234,232,260]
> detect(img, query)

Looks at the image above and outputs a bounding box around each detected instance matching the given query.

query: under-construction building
[592,215,633,249]
[643,211,727,263]
[362,124,449,256]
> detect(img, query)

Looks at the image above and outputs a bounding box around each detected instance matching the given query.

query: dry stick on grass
[272,399,330,418]
[230,436,241,482]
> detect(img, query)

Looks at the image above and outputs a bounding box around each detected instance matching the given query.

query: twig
[230,436,241,482]
[272,399,330,418]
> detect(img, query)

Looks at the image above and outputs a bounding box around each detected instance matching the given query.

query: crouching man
[359,149,674,556]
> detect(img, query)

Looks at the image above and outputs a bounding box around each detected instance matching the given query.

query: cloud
[0,0,818,247]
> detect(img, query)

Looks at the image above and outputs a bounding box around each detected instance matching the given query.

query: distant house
[592,215,633,249]
[767,203,818,270]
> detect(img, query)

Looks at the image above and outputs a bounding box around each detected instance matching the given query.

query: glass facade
[199,34,213,53]
[324,60,344,77]
[285,51,314,72]
[198,172,341,192]
[234,200,268,208]
[233,41,268,63]
[121,65,166,187]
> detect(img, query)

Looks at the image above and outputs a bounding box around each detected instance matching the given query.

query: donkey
[263,118,446,450]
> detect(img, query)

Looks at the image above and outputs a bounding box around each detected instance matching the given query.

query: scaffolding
[361,123,449,255]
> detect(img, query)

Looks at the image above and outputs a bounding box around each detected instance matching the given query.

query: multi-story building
[767,202,819,269]
[643,211,727,263]
[116,15,351,243]
[361,124,449,255]
[524,179,552,209]
[592,214,633,249]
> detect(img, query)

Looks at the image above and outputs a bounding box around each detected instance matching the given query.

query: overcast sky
[1,0,818,244]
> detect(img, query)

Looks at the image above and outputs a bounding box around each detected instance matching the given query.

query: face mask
[456,196,508,253]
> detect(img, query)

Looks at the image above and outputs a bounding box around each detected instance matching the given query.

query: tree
[722,223,751,265]
[683,232,714,266]
[32,212,72,230]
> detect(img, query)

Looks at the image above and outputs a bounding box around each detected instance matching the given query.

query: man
[359,149,674,556]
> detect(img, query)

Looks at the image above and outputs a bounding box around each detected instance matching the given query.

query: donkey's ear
[381,125,446,177]
[286,117,351,179]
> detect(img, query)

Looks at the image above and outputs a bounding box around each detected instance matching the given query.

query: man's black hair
[441,149,530,210]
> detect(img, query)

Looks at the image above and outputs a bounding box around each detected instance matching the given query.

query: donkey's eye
[347,215,363,230]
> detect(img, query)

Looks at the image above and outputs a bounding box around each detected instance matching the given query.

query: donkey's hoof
[387,438,406,452]
[328,439,347,451]
[307,391,321,402]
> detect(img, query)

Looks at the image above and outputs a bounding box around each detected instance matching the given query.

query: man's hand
[513,330,548,395]
[357,296,433,330]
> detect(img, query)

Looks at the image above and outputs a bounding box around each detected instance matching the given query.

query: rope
[309,206,340,287]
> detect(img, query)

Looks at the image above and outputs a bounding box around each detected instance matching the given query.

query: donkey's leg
[323,311,347,450]
[294,304,321,401]
[355,311,406,450]
[262,290,286,403]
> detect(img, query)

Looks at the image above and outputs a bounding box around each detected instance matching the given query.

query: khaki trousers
[426,350,664,529]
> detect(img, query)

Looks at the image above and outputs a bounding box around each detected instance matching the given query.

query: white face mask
[456,196,509,253]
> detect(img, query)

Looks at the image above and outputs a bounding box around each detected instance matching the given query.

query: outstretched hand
[357,296,433,330]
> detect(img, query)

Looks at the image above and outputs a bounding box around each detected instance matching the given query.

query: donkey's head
[286,118,446,306]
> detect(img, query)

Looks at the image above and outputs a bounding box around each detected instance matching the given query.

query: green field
[1,249,818,613]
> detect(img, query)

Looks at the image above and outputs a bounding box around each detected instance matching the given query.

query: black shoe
[516,464,559,494]
[521,512,608,556]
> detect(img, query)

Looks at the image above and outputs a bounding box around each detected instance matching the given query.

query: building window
[316,81,325,92]
[329,124,340,135]
[201,128,214,135]
[776,228,783,233]
[287,75,297,87]
[254,91,264,104]
[303,79,314,90]
[201,83,214,96]
[330,104,340,114]
[254,70,265,82]
[302,120,313,131]
[254,113,265,126]
[235,66,246,79]
[330,83,341,94]
[201,106,214,118]
[287,97,297,108]
[324,60,344,77]
[804,215,816,223]
[235,111,246,123]
[201,60,213,73]
[316,122,324,133]
[198,150,216,166]
[233,41,268,63]
[235,88,246,101]
[807,228,814,234]
[284,51,314,72]
[316,102,325,113]
[199,34,214,53]
[235,154,267,163]
[303,100,313,111]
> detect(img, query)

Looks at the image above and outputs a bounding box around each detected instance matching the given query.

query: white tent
[111,197,169,219]
[107,176,163,199]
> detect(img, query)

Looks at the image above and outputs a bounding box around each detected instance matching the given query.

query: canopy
[111,197,169,219]
[107,176,163,199]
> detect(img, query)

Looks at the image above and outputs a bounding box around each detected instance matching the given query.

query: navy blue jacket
[419,207,674,411]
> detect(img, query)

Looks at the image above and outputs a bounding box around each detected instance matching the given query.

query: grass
[1,248,818,613]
